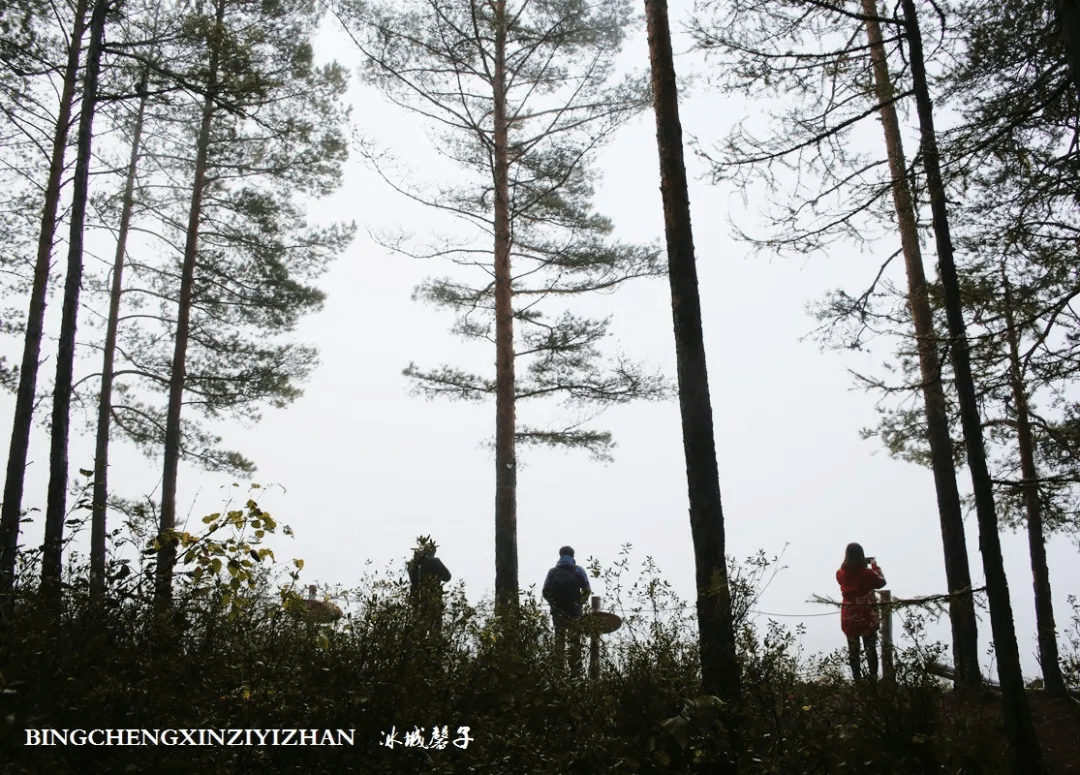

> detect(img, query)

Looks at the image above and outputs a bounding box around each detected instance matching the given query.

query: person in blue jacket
[542,545,591,673]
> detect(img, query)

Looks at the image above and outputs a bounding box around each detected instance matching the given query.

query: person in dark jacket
[408,536,452,634]
[542,545,591,674]
[836,542,887,681]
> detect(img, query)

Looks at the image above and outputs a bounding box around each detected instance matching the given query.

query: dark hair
[842,542,867,570]
[559,545,574,558]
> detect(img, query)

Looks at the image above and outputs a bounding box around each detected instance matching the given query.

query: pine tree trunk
[156,0,225,608]
[492,0,518,614]
[42,0,109,591]
[1001,272,1067,698]
[0,0,89,597]
[645,0,742,717]
[900,0,1046,771]
[90,70,150,600]
[860,0,981,690]
[1057,0,1080,100]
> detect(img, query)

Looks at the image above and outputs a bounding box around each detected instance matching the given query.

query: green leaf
[660,716,689,750]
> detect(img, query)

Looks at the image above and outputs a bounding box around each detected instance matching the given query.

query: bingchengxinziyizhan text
[24,729,356,746]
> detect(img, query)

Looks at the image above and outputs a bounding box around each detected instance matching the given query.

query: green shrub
[0,535,1034,774]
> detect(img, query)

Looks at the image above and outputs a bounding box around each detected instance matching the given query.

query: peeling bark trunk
[645,0,742,719]
[42,0,110,590]
[0,0,89,596]
[492,0,518,614]
[90,70,150,599]
[156,0,225,608]
[1001,271,1067,698]
[901,0,1046,771]
[860,0,980,690]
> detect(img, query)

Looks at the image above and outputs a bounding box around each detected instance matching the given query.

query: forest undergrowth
[1,509,1078,775]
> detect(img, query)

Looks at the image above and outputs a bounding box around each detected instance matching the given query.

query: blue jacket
[542,555,591,617]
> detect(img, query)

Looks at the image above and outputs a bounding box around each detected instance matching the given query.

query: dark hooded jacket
[542,555,591,618]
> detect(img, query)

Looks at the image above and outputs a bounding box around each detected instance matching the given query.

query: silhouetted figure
[836,542,887,681]
[407,536,451,634]
[542,545,591,674]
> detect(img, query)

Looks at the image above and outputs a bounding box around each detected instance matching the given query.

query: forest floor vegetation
[1,517,1078,774]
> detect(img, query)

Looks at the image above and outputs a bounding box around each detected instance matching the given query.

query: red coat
[836,563,886,637]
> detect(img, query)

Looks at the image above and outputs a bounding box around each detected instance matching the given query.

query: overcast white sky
[1,6,1076,682]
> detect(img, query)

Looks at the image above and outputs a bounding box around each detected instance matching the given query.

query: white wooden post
[589,596,601,679]
[880,589,894,682]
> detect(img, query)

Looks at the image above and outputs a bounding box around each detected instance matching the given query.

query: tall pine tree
[335,0,667,610]
[135,0,352,604]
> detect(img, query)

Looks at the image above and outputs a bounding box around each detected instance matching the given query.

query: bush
[1062,594,1080,694]
[0,537,1032,774]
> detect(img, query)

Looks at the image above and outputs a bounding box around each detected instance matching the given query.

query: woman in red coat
[836,542,887,681]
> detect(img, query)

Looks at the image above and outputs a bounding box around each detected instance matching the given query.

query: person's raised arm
[868,558,886,588]
[427,557,451,582]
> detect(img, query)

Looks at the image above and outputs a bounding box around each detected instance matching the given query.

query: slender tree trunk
[156,0,224,607]
[90,70,149,600]
[860,0,981,690]
[900,0,1046,771]
[492,0,518,614]
[1057,0,1080,101]
[1001,271,1067,698]
[42,0,109,590]
[0,0,90,597]
[645,0,742,719]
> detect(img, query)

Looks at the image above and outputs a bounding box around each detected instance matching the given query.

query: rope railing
[808,585,987,613]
